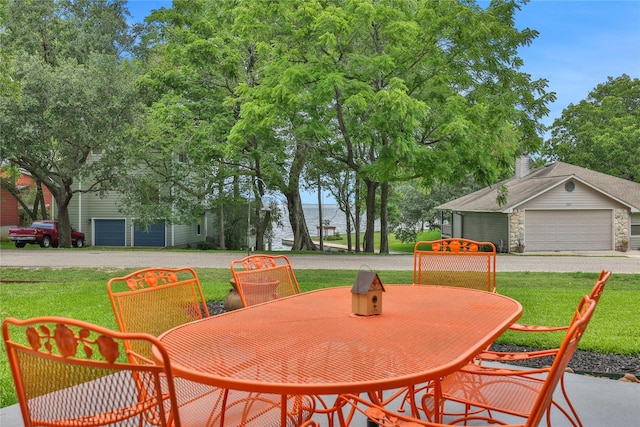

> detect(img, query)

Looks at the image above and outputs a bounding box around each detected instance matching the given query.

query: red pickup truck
[8,220,85,248]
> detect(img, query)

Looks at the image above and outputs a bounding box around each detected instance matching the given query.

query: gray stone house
[437,157,640,253]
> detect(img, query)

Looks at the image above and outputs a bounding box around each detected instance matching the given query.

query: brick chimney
[515,156,531,178]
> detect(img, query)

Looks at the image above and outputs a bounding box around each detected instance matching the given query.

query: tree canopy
[541,74,640,183]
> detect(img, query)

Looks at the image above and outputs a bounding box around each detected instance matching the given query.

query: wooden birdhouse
[351,271,385,316]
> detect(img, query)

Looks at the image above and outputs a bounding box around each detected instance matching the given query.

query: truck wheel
[15,241,26,248]
[40,236,51,248]
[74,238,84,248]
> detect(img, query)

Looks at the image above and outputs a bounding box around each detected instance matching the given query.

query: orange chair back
[590,269,611,302]
[230,255,301,307]
[562,269,611,328]
[2,316,181,427]
[414,239,497,292]
[526,296,597,426]
[107,267,209,358]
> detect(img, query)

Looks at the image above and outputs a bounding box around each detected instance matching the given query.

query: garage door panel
[95,219,125,246]
[133,222,166,247]
[526,210,611,251]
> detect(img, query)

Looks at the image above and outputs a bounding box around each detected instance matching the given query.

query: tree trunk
[255,206,271,251]
[37,181,48,220]
[50,184,73,248]
[317,179,323,252]
[379,182,389,254]
[354,177,361,253]
[285,191,316,250]
[218,203,226,250]
[281,140,316,251]
[363,180,379,253]
[345,202,353,252]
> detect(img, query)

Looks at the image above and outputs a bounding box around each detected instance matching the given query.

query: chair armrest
[509,323,568,332]
[459,363,551,378]
[478,348,558,362]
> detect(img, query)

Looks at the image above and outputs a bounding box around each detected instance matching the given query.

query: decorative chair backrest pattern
[556,269,612,332]
[2,316,181,427]
[230,255,302,307]
[590,269,612,302]
[413,239,497,292]
[107,267,209,358]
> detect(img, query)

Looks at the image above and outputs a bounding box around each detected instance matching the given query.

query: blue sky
[126,0,640,203]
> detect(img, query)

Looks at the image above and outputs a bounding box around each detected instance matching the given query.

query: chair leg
[546,374,582,427]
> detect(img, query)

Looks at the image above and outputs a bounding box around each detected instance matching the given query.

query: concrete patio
[2,367,639,426]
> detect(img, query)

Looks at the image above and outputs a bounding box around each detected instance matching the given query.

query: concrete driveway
[1,248,638,273]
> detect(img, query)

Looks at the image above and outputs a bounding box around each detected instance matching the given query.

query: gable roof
[437,161,640,213]
[351,271,385,294]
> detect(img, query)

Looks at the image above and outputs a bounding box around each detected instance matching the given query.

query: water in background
[269,204,379,250]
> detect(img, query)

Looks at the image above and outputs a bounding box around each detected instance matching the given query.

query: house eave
[436,207,514,214]
[507,175,638,212]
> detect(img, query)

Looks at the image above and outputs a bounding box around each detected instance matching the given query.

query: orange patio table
[156,285,522,424]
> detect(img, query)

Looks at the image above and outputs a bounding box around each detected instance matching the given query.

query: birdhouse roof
[351,271,385,294]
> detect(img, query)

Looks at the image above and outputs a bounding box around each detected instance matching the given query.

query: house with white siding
[61,151,207,248]
[437,157,640,253]
[64,187,207,248]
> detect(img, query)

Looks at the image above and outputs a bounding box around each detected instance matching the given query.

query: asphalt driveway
[1,249,638,273]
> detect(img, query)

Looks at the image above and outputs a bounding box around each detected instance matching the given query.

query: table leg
[281,394,288,426]
[433,379,442,423]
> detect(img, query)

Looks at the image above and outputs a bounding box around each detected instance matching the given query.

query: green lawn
[1,267,638,407]
[317,229,441,252]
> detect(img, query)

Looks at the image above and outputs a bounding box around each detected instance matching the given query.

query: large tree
[232,0,554,252]
[0,0,141,247]
[541,74,640,183]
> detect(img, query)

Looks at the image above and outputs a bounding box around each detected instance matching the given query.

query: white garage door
[525,210,612,251]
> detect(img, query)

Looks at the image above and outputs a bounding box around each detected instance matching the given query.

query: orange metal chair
[392,239,496,414]
[413,239,497,292]
[107,267,315,426]
[337,296,599,427]
[230,255,302,307]
[475,269,612,427]
[107,267,209,359]
[3,316,184,426]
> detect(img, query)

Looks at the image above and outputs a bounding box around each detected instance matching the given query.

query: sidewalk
[1,248,639,273]
[2,370,639,426]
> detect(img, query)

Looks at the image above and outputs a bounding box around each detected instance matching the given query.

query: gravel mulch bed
[206,300,639,380]
[206,300,227,316]
[489,344,640,379]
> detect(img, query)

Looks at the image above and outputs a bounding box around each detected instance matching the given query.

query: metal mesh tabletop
[158,285,522,395]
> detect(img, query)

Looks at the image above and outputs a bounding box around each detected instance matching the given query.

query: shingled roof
[437,162,640,213]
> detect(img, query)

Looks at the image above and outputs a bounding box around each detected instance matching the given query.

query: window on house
[631,224,640,236]
[196,223,201,235]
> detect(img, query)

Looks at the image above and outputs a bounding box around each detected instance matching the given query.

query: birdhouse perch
[351,271,385,316]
